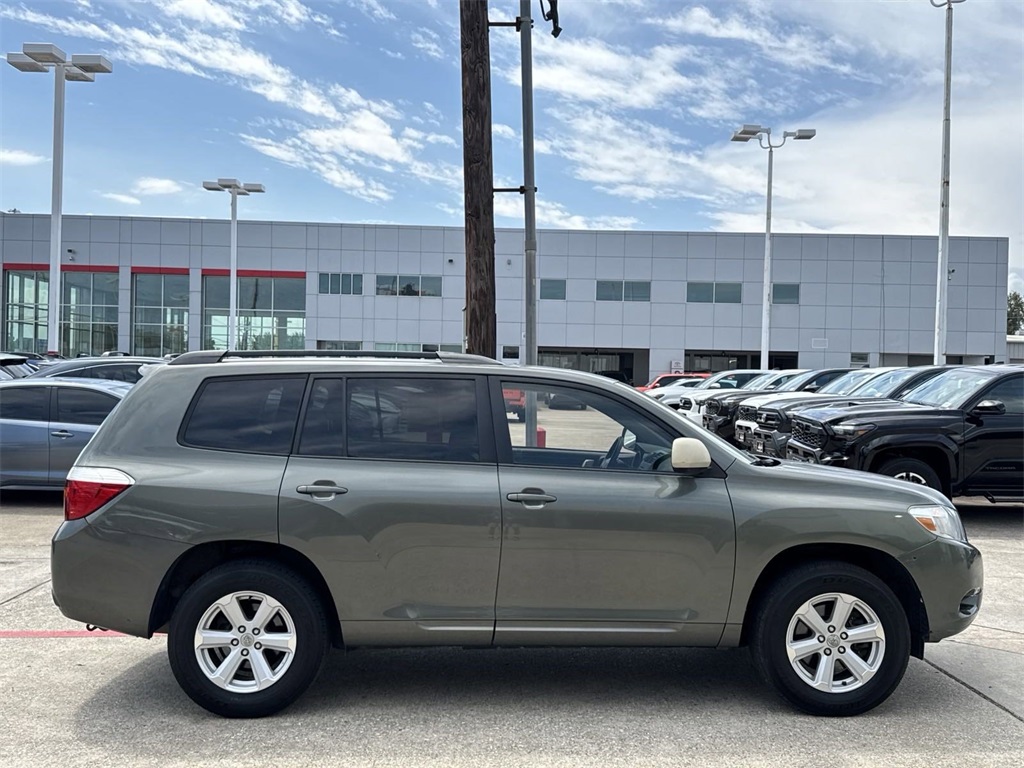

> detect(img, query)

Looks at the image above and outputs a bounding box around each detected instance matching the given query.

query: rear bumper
[51,518,190,638]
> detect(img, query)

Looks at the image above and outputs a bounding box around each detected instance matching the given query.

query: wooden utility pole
[460,0,496,359]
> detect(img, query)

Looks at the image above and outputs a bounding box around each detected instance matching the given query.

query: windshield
[852,367,921,398]
[902,368,995,408]
[818,370,879,395]
[742,373,775,389]
[694,370,750,390]
[777,370,822,392]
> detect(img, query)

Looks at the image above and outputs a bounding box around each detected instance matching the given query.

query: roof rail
[167,349,501,366]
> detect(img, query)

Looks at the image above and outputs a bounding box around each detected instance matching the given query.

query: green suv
[51,351,983,718]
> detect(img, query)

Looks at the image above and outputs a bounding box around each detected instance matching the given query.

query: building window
[3,269,49,354]
[624,281,651,302]
[772,283,800,304]
[62,271,119,356]
[596,280,624,301]
[539,279,566,300]
[202,275,306,351]
[851,353,870,368]
[502,345,520,359]
[373,342,463,353]
[376,274,442,297]
[317,340,362,350]
[318,273,362,295]
[132,273,188,357]
[687,282,741,304]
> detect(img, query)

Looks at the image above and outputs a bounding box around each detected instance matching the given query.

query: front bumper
[901,537,984,643]
[786,437,852,466]
[748,427,789,457]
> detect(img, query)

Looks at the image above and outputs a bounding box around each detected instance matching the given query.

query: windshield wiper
[750,457,782,467]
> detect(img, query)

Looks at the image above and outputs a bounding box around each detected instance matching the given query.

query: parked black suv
[788,366,1023,500]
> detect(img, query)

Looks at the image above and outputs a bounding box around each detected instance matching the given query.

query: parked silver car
[28,356,164,383]
[0,378,131,490]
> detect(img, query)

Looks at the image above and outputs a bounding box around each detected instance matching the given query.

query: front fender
[858,433,958,478]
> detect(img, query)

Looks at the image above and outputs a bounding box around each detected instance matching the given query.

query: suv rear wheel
[750,561,910,716]
[167,560,330,718]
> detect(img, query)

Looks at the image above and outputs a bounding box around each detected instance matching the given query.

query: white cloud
[132,177,184,195]
[0,149,47,166]
[382,48,405,60]
[101,192,142,205]
[411,29,445,60]
[347,0,395,22]
[163,0,245,31]
[492,194,638,231]
[492,124,518,140]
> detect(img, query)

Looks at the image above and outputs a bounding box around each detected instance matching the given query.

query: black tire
[750,561,910,717]
[167,560,330,718]
[877,457,943,492]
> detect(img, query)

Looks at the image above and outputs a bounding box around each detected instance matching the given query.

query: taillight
[64,467,135,521]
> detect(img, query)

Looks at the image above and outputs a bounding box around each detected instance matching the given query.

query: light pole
[6,43,112,356]
[202,179,265,351]
[931,0,966,365]
[731,124,816,369]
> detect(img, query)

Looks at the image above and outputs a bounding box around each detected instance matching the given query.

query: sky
[1,0,1021,294]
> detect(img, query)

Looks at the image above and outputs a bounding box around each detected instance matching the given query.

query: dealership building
[0,212,1010,381]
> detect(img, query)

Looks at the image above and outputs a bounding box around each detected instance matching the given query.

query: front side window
[181,376,305,454]
[0,387,48,421]
[499,380,675,472]
[819,370,879,395]
[345,378,480,462]
[975,375,1023,414]
[55,387,119,426]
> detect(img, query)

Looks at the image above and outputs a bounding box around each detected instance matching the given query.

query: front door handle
[506,490,556,508]
[297,483,349,498]
[51,430,73,439]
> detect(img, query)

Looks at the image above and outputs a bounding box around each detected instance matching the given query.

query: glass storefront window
[132,273,189,356]
[61,271,120,356]
[3,270,49,354]
[202,275,306,350]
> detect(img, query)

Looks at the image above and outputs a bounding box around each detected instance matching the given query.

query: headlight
[830,423,875,438]
[908,504,967,543]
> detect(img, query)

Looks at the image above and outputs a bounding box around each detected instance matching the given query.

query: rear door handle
[506,491,556,507]
[297,484,349,498]
[51,430,73,439]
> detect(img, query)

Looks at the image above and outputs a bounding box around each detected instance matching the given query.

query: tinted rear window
[182,376,305,455]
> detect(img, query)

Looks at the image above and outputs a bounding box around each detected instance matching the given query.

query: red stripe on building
[62,264,119,273]
[201,269,305,278]
[131,266,189,275]
[3,262,49,271]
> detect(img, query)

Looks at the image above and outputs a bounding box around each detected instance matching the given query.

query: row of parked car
[0,353,165,490]
[642,364,1023,501]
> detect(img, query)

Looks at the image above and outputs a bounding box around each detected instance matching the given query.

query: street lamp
[731,124,816,370]
[930,0,966,365]
[6,43,112,356]
[202,179,265,351]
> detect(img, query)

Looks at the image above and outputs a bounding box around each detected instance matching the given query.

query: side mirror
[623,430,637,450]
[804,384,820,392]
[973,400,1006,415]
[708,382,721,389]
[671,437,712,475]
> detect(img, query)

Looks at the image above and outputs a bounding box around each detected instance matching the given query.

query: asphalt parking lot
[1,491,1021,768]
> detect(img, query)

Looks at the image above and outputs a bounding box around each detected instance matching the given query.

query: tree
[1009,292,1024,336]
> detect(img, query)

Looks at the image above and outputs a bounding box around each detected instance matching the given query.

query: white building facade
[0,212,1010,381]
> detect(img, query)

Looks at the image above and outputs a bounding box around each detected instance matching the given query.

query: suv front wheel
[750,561,910,716]
[167,560,330,718]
